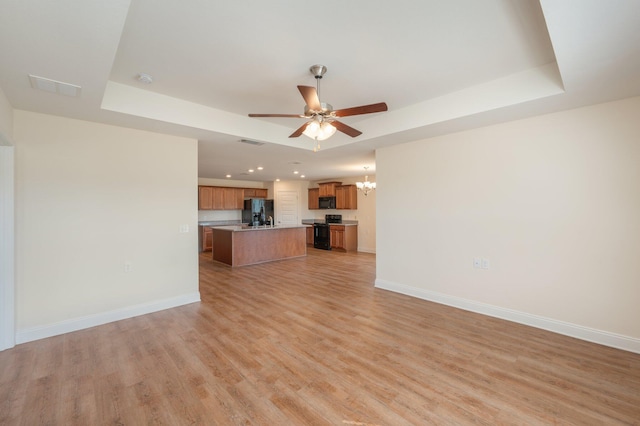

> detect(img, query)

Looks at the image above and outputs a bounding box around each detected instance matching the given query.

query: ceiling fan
[248,65,388,145]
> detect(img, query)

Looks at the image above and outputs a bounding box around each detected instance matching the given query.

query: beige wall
[376,96,640,348]
[14,111,199,338]
[0,86,12,145]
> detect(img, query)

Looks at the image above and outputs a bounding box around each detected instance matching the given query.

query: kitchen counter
[301,219,358,226]
[211,225,306,267]
[198,221,241,252]
[211,224,307,232]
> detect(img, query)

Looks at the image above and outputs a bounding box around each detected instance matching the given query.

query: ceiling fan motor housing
[305,103,334,118]
[309,64,327,79]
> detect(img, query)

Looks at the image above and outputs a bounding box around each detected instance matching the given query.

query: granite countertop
[211,224,308,232]
[301,219,358,226]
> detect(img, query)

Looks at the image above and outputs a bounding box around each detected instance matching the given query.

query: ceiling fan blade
[333,102,388,117]
[248,113,304,118]
[331,120,362,138]
[289,122,309,138]
[297,86,321,110]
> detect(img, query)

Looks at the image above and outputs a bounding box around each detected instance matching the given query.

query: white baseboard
[375,279,640,354]
[16,292,201,344]
[357,247,376,254]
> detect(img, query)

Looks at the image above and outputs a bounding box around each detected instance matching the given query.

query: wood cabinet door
[339,185,357,210]
[212,187,225,210]
[306,226,314,245]
[330,226,345,249]
[255,188,268,198]
[335,186,346,209]
[202,227,213,251]
[198,186,213,210]
[244,188,256,198]
[336,185,358,210]
[308,188,319,210]
[223,188,243,210]
[318,182,340,197]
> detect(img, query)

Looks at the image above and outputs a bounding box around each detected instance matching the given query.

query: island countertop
[211,224,308,232]
[211,225,306,267]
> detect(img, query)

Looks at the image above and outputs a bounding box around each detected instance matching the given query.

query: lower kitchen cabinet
[201,226,213,252]
[306,226,314,246]
[329,225,357,252]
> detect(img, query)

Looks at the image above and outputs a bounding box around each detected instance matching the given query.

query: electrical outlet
[482,258,490,269]
[179,224,189,233]
[124,262,132,273]
[473,258,482,268]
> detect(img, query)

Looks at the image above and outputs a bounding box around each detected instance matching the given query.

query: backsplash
[198,210,242,222]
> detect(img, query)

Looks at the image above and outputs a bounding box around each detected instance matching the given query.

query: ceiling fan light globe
[303,121,321,138]
[316,122,336,141]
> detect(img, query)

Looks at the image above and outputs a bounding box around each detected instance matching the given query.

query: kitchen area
[198,178,373,267]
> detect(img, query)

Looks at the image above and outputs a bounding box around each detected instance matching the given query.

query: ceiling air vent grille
[29,74,81,97]
[239,139,265,146]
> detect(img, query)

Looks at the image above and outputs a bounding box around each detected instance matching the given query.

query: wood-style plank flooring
[1,249,639,425]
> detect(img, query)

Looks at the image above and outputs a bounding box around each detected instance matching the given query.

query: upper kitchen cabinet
[318,182,341,197]
[308,188,319,210]
[336,185,357,210]
[243,188,268,198]
[198,186,214,210]
[223,187,244,210]
[199,185,244,210]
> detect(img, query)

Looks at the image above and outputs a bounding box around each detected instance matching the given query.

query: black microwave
[318,196,336,209]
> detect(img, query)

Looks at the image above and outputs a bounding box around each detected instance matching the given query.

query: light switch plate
[482,258,490,269]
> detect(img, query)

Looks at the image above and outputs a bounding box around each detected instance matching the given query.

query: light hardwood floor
[1,249,639,425]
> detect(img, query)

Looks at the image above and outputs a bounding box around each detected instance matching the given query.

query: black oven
[313,224,330,250]
[313,214,342,250]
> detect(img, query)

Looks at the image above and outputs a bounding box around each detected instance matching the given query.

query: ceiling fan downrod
[310,64,327,102]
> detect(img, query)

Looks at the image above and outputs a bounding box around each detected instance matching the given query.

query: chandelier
[356,167,376,196]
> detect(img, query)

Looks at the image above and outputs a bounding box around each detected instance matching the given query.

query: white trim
[15,292,200,344]
[357,247,376,254]
[375,278,640,355]
[0,146,15,351]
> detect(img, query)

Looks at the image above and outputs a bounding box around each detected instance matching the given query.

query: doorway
[276,190,299,226]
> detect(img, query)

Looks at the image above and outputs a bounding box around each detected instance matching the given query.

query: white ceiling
[1,0,639,182]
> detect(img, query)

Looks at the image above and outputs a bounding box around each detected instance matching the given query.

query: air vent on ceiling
[29,74,81,97]
[239,139,265,146]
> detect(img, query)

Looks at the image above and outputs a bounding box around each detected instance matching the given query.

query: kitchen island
[211,225,307,267]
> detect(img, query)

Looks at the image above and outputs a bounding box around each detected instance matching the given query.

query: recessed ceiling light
[248,169,254,173]
[226,174,231,178]
[300,175,305,178]
[293,171,299,174]
[257,166,264,170]
[276,179,280,182]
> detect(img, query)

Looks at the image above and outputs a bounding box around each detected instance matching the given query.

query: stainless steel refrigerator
[242,199,274,226]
